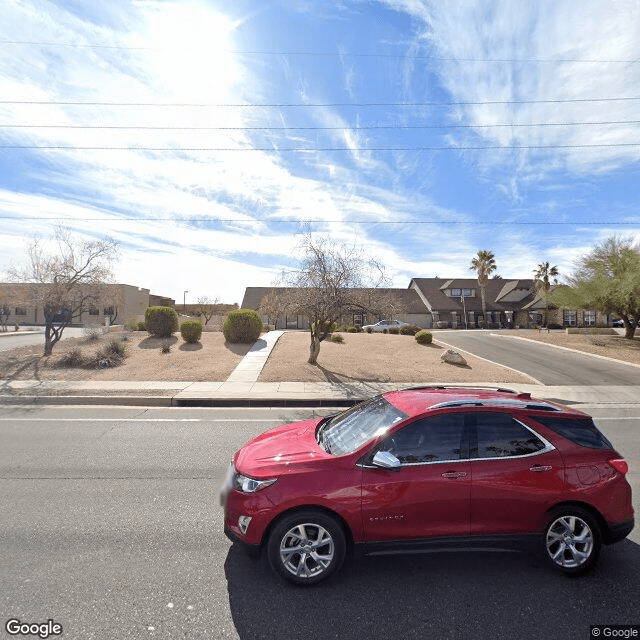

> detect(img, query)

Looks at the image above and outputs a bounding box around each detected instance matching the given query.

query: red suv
[220,387,634,585]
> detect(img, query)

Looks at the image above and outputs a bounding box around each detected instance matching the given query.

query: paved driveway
[0,328,87,352]
[435,331,640,386]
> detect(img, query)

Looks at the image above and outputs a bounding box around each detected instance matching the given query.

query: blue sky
[1,0,639,304]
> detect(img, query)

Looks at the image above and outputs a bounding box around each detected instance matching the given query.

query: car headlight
[232,472,277,493]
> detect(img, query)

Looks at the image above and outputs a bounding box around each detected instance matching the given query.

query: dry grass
[508,330,640,366]
[258,331,534,384]
[0,330,252,382]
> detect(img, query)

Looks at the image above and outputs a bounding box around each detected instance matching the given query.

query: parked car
[612,319,624,328]
[220,387,633,585]
[361,319,409,332]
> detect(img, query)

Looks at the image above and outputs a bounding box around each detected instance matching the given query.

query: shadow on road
[225,540,640,640]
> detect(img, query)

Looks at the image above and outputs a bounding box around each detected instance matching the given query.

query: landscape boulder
[440,349,467,366]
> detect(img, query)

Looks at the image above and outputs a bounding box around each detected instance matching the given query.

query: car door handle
[441,471,467,479]
[529,464,552,472]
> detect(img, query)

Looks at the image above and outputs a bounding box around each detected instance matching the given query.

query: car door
[360,412,471,542]
[469,411,565,535]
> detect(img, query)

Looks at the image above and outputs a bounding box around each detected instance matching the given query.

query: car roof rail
[430,400,484,409]
[400,386,522,394]
[430,399,561,411]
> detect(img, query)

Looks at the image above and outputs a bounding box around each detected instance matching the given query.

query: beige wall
[0,283,150,326]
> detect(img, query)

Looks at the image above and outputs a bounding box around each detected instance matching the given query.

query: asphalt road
[1,405,638,640]
[0,328,87,352]
[435,330,640,385]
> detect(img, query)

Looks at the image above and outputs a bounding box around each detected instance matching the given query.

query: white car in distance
[361,320,409,332]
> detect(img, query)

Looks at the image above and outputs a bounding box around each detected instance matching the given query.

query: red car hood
[234,417,331,477]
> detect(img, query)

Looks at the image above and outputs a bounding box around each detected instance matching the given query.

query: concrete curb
[0,394,359,408]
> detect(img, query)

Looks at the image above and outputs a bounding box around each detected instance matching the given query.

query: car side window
[376,414,466,464]
[473,413,547,458]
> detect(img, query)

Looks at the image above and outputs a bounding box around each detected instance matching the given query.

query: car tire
[267,510,346,586]
[543,506,601,576]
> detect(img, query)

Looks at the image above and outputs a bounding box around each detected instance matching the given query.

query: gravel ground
[0,330,252,382]
[258,331,535,383]
[507,330,640,365]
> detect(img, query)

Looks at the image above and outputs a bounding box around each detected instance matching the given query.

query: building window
[353,313,364,326]
[462,288,472,297]
[584,310,596,326]
[104,307,114,317]
[15,308,27,316]
[451,288,461,297]
[285,316,299,329]
[88,306,99,316]
[563,310,577,326]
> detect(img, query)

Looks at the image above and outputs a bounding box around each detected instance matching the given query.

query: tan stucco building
[0,282,153,326]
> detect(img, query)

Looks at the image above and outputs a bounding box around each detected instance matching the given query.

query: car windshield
[317,396,407,456]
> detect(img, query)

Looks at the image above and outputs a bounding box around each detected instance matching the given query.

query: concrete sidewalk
[1,379,639,407]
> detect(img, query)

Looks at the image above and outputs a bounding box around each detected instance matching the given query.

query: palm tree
[469,250,496,323]
[534,262,559,327]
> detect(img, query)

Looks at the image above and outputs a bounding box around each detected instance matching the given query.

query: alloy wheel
[279,523,335,579]
[545,515,594,569]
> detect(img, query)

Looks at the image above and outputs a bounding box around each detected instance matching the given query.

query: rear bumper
[605,518,634,544]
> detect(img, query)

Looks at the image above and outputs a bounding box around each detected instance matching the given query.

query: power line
[0,215,636,225]
[1,120,639,131]
[0,41,637,63]
[2,143,640,151]
[2,97,640,107]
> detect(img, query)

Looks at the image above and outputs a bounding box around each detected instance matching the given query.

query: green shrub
[415,330,433,345]
[223,308,263,343]
[180,320,203,344]
[388,327,400,334]
[144,306,179,338]
[161,341,172,354]
[137,321,146,331]
[400,324,421,336]
[314,320,337,334]
[346,326,358,333]
[124,319,138,331]
[331,334,344,344]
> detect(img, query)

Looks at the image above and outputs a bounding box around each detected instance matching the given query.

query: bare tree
[0,284,16,332]
[280,235,388,365]
[196,295,220,326]
[258,289,292,328]
[6,228,118,355]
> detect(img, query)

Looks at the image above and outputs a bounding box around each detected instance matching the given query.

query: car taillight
[609,459,629,475]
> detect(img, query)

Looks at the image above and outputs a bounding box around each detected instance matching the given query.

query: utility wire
[2,143,640,151]
[2,97,640,107]
[1,120,639,130]
[0,215,636,225]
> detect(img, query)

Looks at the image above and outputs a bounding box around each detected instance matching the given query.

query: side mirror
[372,451,401,470]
